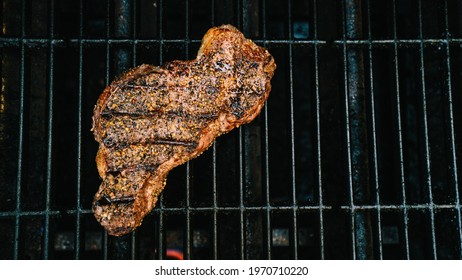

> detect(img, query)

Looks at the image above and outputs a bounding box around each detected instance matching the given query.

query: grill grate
[1,0,462,260]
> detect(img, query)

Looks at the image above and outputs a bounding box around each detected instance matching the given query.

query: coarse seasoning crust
[92,24,276,236]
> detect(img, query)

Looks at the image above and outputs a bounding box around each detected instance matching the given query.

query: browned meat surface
[92,24,276,236]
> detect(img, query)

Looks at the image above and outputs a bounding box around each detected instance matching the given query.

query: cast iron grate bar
[391,0,410,259]
[262,0,272,260]
[43,0,56,260]
[210,0,219,260]
[212,142,218,259]
[5,38,462,49]
[365,0,383,259]
[342,0,356,259]
[239,121,245,259]
[132,0,137,67]
[417,0,438,259]
[236,1,245,260]
[185,130,191,260]
[287,0,299,260]
[343,0,374,260]
[208,0,219,261]
[13,0,27,261]
[75,0,84,260]
[312,0,325,260]
[2,203,462,218]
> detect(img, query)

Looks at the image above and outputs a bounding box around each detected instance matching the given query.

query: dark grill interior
[1,0,462,259]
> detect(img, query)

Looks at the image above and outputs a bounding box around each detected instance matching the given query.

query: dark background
[1,0,462,259]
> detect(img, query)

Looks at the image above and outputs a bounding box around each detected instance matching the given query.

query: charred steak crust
[92,25,276,236]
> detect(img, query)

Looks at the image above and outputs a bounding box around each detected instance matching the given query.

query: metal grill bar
[239,125,244,259]
[342,0,372,260]
[236,0,246,259]
[211,0,215,25]
[130,229,136,259]
[417,0,437,259]
[391,0,410,259]
[443,0,462,259]
[212,142,218,259]
[43,0,56,259]
[338,205,462,210]
[286,0,298,260]
[330,39,462,45]
[312,0,325,260]
[210,0,218,260]
[243,0,267,260]
[13,0,27,261]
[132,0,137,67]
[1,203,461,218]
[262,0,272,260]
[365,0,383,259]
[185,161,191,259]
[239,0,250,261]
[4,38,462,47]
[75,0,84,260]
[342,0,356,260]
[237,0,242,27]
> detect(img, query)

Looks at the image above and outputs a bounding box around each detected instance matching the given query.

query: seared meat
[92,25,276,236]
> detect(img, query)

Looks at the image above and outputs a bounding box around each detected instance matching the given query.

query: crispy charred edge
[96,146,108,179]
[198,24,240,57]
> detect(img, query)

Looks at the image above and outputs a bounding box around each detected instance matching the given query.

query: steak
[92,25,276,236]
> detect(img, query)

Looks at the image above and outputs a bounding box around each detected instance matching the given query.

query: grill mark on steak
[103,138,197,149]
[92,25,276,236]
[100,114,208,147]
[106,164,160,173]
[95,195,135,206]
[139,139,197,147]
[105,78,223,116]
[101,110,218,119]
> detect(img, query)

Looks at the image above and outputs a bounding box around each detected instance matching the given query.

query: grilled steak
[92,25,276,236]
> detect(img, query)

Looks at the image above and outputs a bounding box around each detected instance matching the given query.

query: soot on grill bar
[1,0,462,260]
